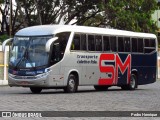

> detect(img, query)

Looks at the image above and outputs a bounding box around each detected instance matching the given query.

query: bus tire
[94,85,109,91]
[64,74,78,93]
[30,87,42,94]
[121,74,137,90]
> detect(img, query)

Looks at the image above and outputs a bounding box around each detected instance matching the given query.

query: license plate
[19,81,29,85]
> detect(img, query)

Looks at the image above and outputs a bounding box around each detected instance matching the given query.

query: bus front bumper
[8,73,49,87]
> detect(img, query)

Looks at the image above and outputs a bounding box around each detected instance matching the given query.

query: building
[152,0,160,32]
[0,6,2,33]
[152,9,160,29]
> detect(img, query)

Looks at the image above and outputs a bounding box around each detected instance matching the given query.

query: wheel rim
[68,78,75,91]
[130,76,136,88]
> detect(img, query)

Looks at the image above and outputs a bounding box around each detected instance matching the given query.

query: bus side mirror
[2,38,13,52]
[45,37,58,52]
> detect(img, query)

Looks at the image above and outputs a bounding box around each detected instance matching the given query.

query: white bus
[3,25,157,93]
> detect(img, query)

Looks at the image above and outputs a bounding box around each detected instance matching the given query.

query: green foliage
[0,34,9,44]
[14,0,101,25]
[0,0,158,36]
[84,0,158,34]
[111,0,158,33]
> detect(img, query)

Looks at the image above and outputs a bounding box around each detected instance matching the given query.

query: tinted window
[150,39,156,47]
[110,36,117,52]
[145,39,150,47]
[144,39,156,53]
[51,32,70,65]
[81,34,87,50]
[124,37,130,52]
[88,35,95,51]
[132,38,138,52]
[55,32,70,54]
[95,35,102,51]
[71,34,80,50]
[103,36,110,51]
[118,37,124,52]
[138,38,143,53]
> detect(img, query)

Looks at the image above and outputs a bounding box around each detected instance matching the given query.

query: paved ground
[0,80,160,120]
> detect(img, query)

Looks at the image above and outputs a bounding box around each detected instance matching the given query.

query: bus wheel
[30,87,42,94]
[121,74,137,90]
[64,74,78,93]
[94,85,109,91]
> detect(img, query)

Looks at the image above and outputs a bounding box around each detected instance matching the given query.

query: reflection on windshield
[10,36,52,69]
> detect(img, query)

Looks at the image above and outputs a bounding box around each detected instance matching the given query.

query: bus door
[49,32,70,86]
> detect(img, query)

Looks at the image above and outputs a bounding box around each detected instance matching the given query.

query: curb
[0,80,8,86]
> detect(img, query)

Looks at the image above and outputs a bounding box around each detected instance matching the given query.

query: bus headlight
[36,68,51,79]
[36,72,48,78]
[45,68,51,72]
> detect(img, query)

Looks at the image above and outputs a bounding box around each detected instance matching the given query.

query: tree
[64,0,102,25]
[88,0,158,33]
[0,0,158,36]
[15,0,102,25]
[0,0,10,35]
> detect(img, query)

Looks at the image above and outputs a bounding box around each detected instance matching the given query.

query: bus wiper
[14,47,28,70]
[14,41,31,70]
[14,48,36,71]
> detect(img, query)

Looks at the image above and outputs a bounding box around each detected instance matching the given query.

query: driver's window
[50,32,70,65]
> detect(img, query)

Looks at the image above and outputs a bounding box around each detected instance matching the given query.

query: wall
[152,10,160,28]
[0,46,9,85]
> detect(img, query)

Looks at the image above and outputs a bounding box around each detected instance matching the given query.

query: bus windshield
[9,36,52,69]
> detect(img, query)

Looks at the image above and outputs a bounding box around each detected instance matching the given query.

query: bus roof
[15,25,157,38]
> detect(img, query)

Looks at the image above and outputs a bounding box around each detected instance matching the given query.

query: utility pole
[9,0,12,37]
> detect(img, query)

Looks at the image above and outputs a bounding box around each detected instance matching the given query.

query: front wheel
[121,74,137,90]
[64,74,78,93]
[30,87,42,94]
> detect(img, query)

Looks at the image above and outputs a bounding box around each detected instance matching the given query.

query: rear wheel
[94,85,109,91]
[30,87,42,94]
[121,74,137,90]
[64,74,78,93]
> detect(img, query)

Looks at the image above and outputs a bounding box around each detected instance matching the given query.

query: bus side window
[88,35,95,51]
[110,36,117,52]
[150,39,156,48]
[144,39,156,53]
[95,35,102,51]
[71,34,80,50]
[132,38,138,52]
[103,36,110,51]
[81,34,87,50]
[138,38,144,53]
[118,37,124,52]
[145,39,150,47]
[144,39,151,53]
[51,40,60,64]
[124,37,130,52]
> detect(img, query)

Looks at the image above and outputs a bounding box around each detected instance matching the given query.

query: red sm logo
[99,54,131,85]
